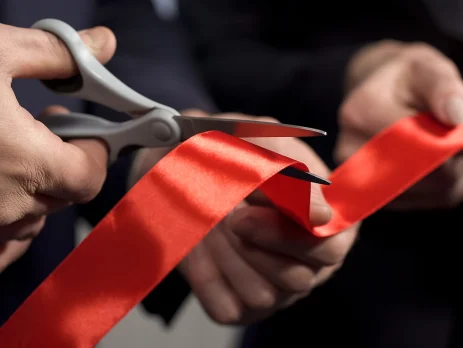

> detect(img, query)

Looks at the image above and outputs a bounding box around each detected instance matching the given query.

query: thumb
[2,24,116,79]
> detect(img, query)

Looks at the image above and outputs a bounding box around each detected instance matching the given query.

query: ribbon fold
[1,112,461,347]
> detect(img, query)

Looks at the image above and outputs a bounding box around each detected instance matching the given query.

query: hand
[336,41,463,210]
[0,24,116,272]
[129,110,358,325]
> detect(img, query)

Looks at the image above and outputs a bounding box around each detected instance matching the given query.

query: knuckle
[334,141,350,164]
[70,173,102,203]
[211,308,242,325]
[245,288,277,310]
[319,248,345,266]
[403,43,458,76]
[333,147,343,164]
[42,32,69,61]
[15,30,70,73]
[333,131,354,164]
[376,39,405,52]
[318,232,356,266]
[403,42,438,61]
[234,214,260,241]
[281,266,314,292]
[64,155,105,203]
[338,96,365,130]
[437,58,459,77]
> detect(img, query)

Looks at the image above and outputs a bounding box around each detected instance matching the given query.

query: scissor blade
[279,167,331,185]
[173,116,327,139]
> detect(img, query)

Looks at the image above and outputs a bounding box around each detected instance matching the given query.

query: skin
[0,25,115,272]
[337,40,463,210]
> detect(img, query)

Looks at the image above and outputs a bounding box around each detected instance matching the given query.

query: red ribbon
[0,112,460,347]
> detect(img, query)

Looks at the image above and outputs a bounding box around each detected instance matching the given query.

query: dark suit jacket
[179,1,463,347]
[0,0,214,327]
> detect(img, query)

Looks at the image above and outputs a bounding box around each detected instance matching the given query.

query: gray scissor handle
[31,18,180,117]
[39,110,181,165]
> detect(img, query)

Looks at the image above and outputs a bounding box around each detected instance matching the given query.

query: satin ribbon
[0,112,460,347]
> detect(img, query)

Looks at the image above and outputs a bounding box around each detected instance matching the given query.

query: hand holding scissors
[32,19,330,185]
[0,24,115,272]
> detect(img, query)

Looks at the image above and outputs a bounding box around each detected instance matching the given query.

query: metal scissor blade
[280,167,331,185]
[173,116,327,139]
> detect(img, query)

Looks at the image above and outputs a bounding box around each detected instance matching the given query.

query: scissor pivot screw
[151,121,172,142]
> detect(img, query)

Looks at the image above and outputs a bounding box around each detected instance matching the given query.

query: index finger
[0,24,116,79]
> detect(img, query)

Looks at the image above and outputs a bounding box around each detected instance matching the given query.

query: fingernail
[445,96,463,125]
[79,28,107,53]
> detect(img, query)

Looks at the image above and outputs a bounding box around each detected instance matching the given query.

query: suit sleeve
[178,0,364,167]
[78,0,217,324]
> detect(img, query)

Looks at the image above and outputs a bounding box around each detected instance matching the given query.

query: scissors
[32,19,330,185]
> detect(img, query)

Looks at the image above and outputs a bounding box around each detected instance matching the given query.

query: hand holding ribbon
[338,40,463,210]
[132,110,359,325]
